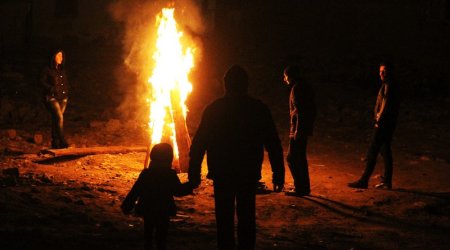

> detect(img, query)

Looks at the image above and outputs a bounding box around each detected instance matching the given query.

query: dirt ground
[1,117,449,250]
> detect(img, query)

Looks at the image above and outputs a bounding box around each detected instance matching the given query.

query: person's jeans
[213,179,257,250]
[360,125,395,184]
[46,98,68,148]
[287,136,310,193]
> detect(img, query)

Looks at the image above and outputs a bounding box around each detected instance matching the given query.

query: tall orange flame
[146,8,194,166]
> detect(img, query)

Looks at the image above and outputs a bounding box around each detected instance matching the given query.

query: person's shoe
[374,182,392,189]
[256,182,271,194]
[59,139,69,149]
[285,188,310,197]
[348,180,368,189]
[51,139,60,149]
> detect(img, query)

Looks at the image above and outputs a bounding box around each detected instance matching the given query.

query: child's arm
[120,170,145,214]
[178,182,194,196]
[121,185,139,214]
[171,171,193,197]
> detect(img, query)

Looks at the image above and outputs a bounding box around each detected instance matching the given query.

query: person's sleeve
[170,170,193,196]
[40,68,53,92]
[188,108,210,188]
[292,86,302,137]
[262,106,285,186]
[294,84,316,135]
[121,170,145,214]
[376,85,388,125]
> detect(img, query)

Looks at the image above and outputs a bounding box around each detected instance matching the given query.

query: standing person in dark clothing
[283,64,317,197]
[40,49,69,149]
[348,61,400,189]
[121,143,192,250]
[188,65,285,250]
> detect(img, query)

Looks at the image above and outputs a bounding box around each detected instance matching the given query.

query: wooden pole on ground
[40,146,148,157]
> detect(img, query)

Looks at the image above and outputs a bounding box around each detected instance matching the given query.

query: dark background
[1,0,449,159]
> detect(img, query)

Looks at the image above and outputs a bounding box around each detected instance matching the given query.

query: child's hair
[150,143,174,164]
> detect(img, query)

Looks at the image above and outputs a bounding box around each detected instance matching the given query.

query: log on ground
[40,146,148,157]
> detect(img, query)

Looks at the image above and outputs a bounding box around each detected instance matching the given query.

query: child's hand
[120,200,134,215]
[188,179,200,189]
[180,182,195,195]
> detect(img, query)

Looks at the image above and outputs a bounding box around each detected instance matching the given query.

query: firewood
[40,146,148,157]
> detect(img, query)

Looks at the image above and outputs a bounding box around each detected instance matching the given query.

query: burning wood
[144,7,195,172]
[171,90,191,172]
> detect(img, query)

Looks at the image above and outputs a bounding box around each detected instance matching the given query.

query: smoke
[108,0,205,121]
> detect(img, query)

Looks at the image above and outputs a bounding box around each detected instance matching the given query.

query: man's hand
[273,184,284,192]
[120,200,134,215]
[374,120,379,128]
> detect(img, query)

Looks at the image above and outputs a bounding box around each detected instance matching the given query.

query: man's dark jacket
[374,81,400,129]
[188,93,285,186]
[289,82,316,138]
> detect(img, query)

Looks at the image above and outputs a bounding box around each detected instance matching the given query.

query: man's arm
[121,170,145,214]
[188,108,210,188]
[375,84,388,126]
[172,170,193,196]
[262,106,285,191]
[292,85,303,139]
[294,84,316,136]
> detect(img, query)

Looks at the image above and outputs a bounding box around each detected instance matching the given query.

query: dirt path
[1,132,449,250]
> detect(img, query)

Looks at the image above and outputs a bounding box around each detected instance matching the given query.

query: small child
[121,143,192,250]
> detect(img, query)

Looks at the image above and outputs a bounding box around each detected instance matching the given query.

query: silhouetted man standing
[348,61,400,189]
[283,65,316,196]
[188,65,285,250]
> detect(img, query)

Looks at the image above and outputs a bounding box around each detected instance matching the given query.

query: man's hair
[380,60,396,81]
[150,143,173,164]
[224,64,248,94]
[380,60,394,71]
[284,64,302,81]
